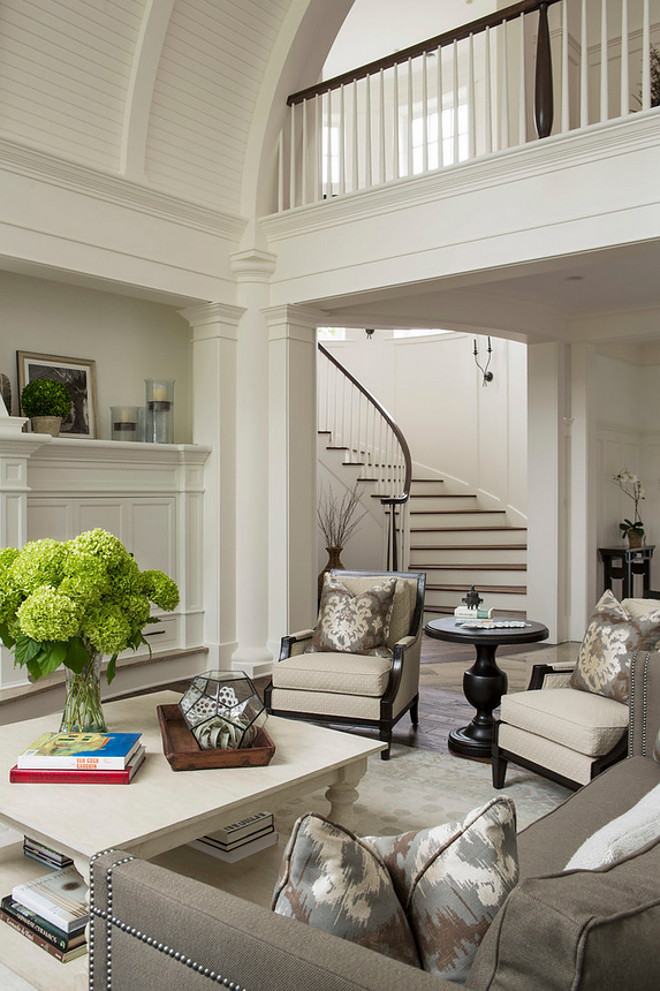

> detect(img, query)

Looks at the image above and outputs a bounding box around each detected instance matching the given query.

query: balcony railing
[276,0,658,212]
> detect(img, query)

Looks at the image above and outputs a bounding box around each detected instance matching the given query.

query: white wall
[0,271,192,443]
[323,330,527,516]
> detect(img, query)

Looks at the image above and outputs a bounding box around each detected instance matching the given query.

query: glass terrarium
[178,671,267,750]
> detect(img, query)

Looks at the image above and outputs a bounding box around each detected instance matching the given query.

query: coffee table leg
[448,645,508,760]
[325,757,368,828]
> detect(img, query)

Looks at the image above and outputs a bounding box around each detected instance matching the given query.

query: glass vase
[60,652,107,733]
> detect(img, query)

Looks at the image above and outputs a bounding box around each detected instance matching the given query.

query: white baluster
[407,57,414,176]
[315,94,321,203]
[453,40,460,163]
[642,0,650,111]
[394,62,401,178]
[422,53,429,173]
[277,129,284,212]
[600,0,608,122]
[519,13,527,144]
[352,81,359,192]
[339,85,346,195]
[485,26,493,154]
[379,69,386,183]
[580,0,589,127]
[326,90,333,199]
[302,99,308,204]
[365,75,373,188]
[501,19,510,149]
[437,45,444,167]
[289,101,296,208]
[561,0,569,132]
[620,0,629,117]
[468,34,476,158]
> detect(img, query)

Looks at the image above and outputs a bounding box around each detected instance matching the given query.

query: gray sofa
[89,654,660,991]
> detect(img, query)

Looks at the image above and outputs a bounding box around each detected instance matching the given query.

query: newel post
[535,2,554,139]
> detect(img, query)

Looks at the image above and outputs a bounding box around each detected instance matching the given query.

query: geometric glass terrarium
[178,670,267,751]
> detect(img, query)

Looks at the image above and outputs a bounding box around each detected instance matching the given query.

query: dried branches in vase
[317,482,367,598]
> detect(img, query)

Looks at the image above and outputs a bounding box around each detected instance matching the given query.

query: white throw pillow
[564,783,660,871]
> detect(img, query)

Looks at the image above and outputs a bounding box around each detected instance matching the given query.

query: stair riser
[411,512,508,528]
[410,480,446,495]
[421,568,526,585]
[408,496,479,512]
[409,547,527,565]
[410,528,526,547]
[424,589,527,611]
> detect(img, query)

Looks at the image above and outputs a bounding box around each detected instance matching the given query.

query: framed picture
[17,351,98,439]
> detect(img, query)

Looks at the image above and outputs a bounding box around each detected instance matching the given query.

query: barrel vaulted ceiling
[0,0,294,214]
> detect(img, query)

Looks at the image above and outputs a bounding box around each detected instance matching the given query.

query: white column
[181,302,243,670]
[0,410,48,688]
[526,342,570,643]
[265,305,320,656]
[230,249,278,677]
[567,342,598,639]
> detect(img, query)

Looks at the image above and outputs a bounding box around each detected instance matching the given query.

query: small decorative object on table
[316,481,366,599]
[454,585,493,619]
[0,529,179,732]
[612,469,645,547]
[180,670,267,749]
[20,378,71,437]
[110,405,141,442]
[145,378,174,443]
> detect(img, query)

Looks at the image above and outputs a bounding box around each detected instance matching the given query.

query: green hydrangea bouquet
[0,529,179,731]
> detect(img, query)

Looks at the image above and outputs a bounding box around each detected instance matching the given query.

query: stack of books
[22,836,73,870]
[9,730,146,784]
[189,811,278,862]
[1,865,88,962]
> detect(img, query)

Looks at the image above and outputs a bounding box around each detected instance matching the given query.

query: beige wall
[0,271,192,443]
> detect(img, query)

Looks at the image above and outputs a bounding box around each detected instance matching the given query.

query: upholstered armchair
[492,594,660,791]
[264,570,426,759]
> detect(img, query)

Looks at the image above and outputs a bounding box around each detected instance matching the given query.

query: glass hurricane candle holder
[110,405,141,442]
[145,379,174,444]
[178,671,267,750]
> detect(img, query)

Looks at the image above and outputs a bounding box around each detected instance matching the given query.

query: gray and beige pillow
[272,797,518,983]
[307,574,397,656]
[569,590,660,704]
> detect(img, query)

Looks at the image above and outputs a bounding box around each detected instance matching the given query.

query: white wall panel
[0,0,144,168]
[146,0,290,208]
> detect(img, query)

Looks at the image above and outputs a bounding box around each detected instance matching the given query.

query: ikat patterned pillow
[309,574,397,655]
[569,590,660,704]
[272,797,518,982]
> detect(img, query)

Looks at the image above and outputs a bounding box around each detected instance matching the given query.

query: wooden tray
[157,704,276,771]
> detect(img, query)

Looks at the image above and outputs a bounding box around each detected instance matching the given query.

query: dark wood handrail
[318,342,412,503]
[288,0,563,105]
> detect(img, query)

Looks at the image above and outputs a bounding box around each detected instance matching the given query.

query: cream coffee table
[0,690,384,991]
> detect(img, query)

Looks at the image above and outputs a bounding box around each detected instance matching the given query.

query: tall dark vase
[318,546,345,602]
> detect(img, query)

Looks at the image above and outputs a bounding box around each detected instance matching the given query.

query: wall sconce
[365,328,375,341]
[473,337,493,386]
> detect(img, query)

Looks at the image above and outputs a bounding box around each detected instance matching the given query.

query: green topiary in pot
[21,378,72,419]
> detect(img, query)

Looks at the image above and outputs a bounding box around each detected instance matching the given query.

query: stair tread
[411,478,444,484]
[411,544,528,551]
[425,583,527,594]
[411,509,506,516]
[410,493,477,499]
[415,563,526,571]
[411,526,527,533]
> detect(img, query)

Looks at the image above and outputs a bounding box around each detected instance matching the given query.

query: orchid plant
[612,469,645,540]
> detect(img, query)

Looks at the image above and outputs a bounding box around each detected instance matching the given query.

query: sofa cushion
[569,590,660,703]
[310,575,397,655]
[272,798,518,984]
[564,782,660,871]
[271,651,392,697]
[467,838,660,991]
[324,574,416,649]
[499,687,628,757]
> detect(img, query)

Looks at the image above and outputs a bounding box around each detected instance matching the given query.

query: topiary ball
[21,378,72,419]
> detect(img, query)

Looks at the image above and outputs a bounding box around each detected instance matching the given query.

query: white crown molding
[262,113,660,241]
[0,137,247,240]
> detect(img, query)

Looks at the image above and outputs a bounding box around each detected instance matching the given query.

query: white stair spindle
[301,99,308,204]
[315,94,321,202]
[485,26,493,154]
[600,0,608,122]
[518,13,527,144]
[468,34,476,158]
[394,62,401,178]
[352,80,359,192]
[561,0,569,132]
[642,0,650,111]
[325,90,333,199]
[277,129,284,212]
[437,45,444,167]
[379,69,386,183]
[453,40,460,164]
[580,0,589,127]
[289,101,296,208]
[422,53,429,173]
[407,57,414,176]
[501,19,510,149]
[365,75,373,187]
[620,0,629,117]
[339,85,346,195]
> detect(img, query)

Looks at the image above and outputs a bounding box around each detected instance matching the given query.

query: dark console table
[424,617,549,760]
[598,545,654,599]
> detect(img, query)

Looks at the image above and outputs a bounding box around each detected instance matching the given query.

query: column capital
[230,248,277,283]
[179,302,245,340]
[264,304,327,342]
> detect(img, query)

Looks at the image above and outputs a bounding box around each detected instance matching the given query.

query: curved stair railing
[318,342,412,570]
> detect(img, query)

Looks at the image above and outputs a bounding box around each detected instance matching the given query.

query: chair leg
[491,748,507,789]
[409,697,419,726]
[379,726,392,760]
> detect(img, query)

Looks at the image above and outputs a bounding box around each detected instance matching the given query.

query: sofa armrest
[527,662,575,691]
[629,649,660,757]
[279,629,314,660]
[90,850,445,991]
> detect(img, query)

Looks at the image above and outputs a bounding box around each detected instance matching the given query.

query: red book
[9,747,145,784]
